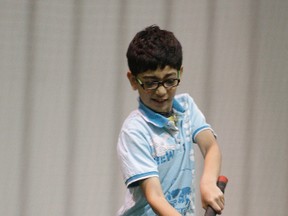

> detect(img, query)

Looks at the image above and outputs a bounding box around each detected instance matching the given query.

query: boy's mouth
[151,98,169,104]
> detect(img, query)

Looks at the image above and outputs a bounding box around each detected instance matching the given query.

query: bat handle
[204,176,228,216]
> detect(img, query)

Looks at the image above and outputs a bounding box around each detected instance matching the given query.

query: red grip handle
[204,176,228,216]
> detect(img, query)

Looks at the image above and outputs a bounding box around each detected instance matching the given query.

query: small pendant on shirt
[168,114,177,126]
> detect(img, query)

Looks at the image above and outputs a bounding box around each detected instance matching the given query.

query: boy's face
[127,66,183,114]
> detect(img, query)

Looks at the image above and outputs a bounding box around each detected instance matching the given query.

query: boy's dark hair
[126,25,182,76]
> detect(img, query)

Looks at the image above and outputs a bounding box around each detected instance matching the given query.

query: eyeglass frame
[136,70,181,91]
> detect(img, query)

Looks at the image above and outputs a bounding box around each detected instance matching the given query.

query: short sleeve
[185,95,215,142]
[117,128,159,187]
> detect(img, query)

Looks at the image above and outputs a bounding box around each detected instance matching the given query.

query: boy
[117,25,224,216]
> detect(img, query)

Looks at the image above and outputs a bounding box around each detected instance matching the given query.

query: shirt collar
[138,97,185,128]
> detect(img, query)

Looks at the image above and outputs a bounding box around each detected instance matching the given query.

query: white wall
[1,1,287,215]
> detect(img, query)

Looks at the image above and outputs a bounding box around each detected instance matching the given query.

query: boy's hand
[200,179,225,214]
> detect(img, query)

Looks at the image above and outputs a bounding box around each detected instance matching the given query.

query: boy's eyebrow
[141,72,177,80]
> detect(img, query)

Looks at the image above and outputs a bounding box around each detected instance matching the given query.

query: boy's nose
[155,85,167,96]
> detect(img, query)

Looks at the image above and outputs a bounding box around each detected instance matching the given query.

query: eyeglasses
[136,71,181,90]
[136,78,180,90]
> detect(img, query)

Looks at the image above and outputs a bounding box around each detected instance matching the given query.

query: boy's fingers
[204,196,225,214]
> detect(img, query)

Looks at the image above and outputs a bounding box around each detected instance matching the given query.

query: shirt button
[169,122,174,126]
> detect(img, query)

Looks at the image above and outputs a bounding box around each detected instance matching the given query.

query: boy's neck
[158,110,174,118]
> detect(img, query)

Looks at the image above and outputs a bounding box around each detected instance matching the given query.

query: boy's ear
[179,66,183,78]
[127,71,138,90]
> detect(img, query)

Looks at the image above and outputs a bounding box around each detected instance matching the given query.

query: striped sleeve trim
[192,125,211,143]
[125,171,159,187]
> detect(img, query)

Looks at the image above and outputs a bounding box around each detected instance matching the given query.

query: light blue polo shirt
[117,93,214,216]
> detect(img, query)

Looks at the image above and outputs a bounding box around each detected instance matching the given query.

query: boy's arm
[140,177,181,216]
[195,129,225,214]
